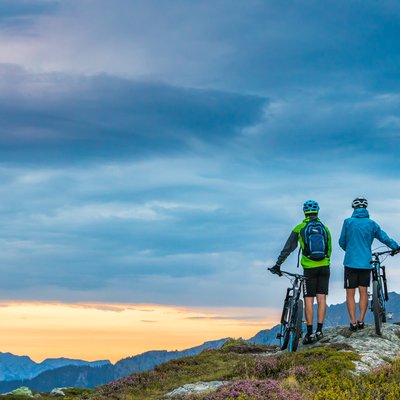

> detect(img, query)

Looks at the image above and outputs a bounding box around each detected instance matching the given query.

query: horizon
[4,291,400,363]
[1,0,400,361]
[0,301,278,363]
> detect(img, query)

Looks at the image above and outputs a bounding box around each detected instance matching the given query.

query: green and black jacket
[276,216,332,269]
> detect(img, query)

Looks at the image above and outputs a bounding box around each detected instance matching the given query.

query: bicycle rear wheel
[288,299,303,352]
[372,280,383,335]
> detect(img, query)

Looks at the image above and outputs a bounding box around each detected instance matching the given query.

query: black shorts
[344,267,371,289]
[303,266,330,297]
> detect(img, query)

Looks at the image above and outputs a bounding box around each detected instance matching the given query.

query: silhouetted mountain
[41,357,110,370]
[0,352,110,381]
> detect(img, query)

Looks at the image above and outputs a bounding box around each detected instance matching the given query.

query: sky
[1,0,400,361]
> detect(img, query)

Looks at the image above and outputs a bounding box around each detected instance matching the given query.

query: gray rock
[165,381,227,398]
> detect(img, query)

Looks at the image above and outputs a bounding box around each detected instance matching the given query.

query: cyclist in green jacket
[270,200,332,344]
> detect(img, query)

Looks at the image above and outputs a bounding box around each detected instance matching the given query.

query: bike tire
[372,280,383,335]
[279,296,292,350]
[288,299,303,352]
[280,322,290,350]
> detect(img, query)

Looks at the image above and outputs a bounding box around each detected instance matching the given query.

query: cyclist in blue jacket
[339,197,400,331]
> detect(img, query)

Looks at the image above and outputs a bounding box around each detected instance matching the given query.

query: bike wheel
[372,280,383,335]
[280,322,290,350]
[288,299,303,352]
[279,296,291,350]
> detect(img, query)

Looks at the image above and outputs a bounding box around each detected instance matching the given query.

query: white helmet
[352,197,368,209]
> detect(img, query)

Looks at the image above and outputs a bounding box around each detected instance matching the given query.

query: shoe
[302,333,315,345]
[315,331,323,341]
[357,321,365,330]
[349,323,358,332]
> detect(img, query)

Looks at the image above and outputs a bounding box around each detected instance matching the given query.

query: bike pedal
[276,333,282,339]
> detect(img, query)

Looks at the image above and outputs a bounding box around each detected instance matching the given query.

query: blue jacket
[339,208,399,269]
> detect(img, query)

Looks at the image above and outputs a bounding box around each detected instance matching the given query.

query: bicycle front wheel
[279,297,291,350]
[288,299,303,352]
[280,322,290,350]
[372,280,384,335]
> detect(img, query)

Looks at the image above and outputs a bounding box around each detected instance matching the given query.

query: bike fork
[280,288,292,323]
[381,266,389,302]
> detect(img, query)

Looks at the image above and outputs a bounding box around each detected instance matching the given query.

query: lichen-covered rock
[165,381,227,398]
[5,386,34,397]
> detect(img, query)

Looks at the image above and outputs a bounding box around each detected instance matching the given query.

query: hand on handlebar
[269,264,282,277]
[391,247,400,256]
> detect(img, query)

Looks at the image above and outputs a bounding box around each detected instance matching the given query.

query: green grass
[92,349,246,400]
[89,342,361,400]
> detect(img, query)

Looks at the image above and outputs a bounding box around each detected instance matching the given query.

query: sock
[307,325,313,335]
[317,323,323,333]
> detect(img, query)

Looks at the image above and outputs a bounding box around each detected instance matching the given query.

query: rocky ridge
[166,323,400,398]
[304,323,400,373]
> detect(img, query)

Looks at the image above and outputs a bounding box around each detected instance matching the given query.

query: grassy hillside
[4,339,400,399]
[86,339,400,400]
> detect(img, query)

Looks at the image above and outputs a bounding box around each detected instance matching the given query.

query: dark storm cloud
[0,65,266,163]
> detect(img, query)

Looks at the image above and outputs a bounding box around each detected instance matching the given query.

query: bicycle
[268,268,307,352]
[370,249,397,335]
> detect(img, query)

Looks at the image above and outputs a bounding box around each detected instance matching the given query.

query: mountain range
[0,353,110,381]
[0,338,227,393]
[1,292,400,393]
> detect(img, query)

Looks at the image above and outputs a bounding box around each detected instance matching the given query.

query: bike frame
[273,269,307,352]
[282,274,303,322]
[371,251,389,303]
[370,250,391,334]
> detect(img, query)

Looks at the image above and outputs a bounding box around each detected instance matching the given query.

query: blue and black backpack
[301,220,328,261]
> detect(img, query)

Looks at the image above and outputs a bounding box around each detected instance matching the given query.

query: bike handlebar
[268,268,307,280]
[372,249,399,257]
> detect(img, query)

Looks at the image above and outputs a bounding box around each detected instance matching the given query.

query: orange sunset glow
[0,302,279,363]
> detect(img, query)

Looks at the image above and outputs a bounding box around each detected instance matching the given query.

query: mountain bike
[269,268,306,352]
[370,249,395,335]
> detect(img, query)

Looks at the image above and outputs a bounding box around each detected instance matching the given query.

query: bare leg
[316,294,327,324]
[304,297,314,326]
[358,286,369,322]
[346,288,357,324]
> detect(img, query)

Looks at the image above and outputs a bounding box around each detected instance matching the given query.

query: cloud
[0,0,59,26]
[0,1,399,315]
[2,1,400,94]
[0,65,266,163]
[185,315,260,321]
[0,154,400,308]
